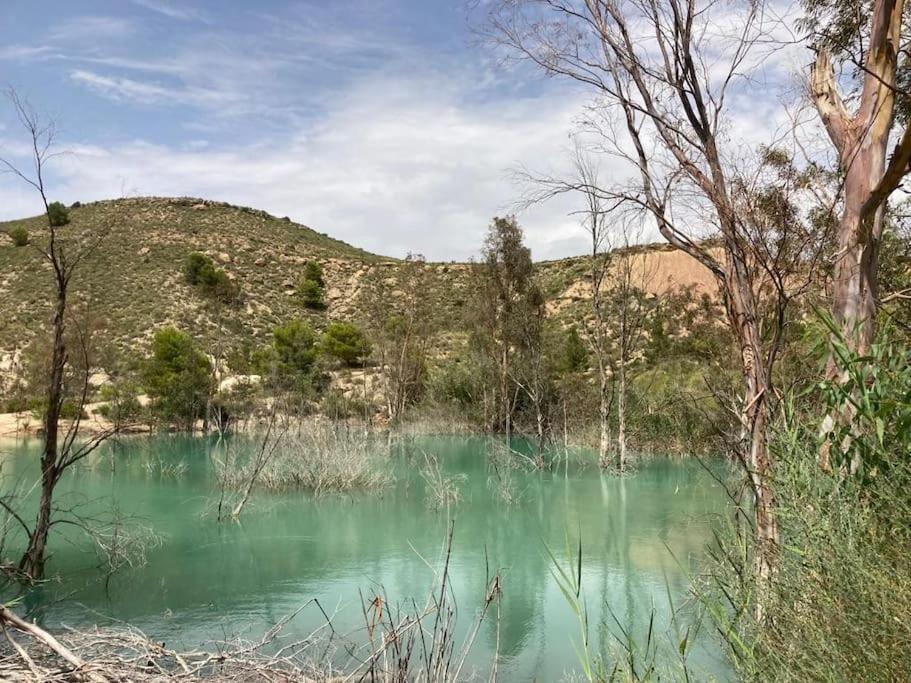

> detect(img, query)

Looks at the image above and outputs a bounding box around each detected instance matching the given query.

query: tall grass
[546,536,705,682]
[700,326,911,681]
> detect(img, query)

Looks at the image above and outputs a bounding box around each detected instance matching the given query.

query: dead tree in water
[574,152,617,466]
[0,90,114,580]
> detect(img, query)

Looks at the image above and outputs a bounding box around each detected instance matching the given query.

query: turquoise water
[0,434,732,680]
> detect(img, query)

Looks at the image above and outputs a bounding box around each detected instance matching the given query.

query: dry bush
[220,422,392,497]
[419,452,465,510]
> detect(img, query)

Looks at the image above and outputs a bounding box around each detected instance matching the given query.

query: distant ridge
[0,196,717,366]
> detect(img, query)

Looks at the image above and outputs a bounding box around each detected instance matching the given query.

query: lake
[0,434,732,681]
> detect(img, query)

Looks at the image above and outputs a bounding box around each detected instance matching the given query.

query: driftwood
[0,606,107,682]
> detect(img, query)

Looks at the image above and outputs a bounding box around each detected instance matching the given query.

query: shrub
[320,322,371,366]
[47,201,69,227]
[183,252,212,285]
[98,382,144,426]
[143,327,214,429]
[8,225,29,247]
[298,260,326,310]
[321,388,368,419]
[557,325,588,374]
[205,268,240,303]
[430,358,480,409]
[29,398,86,421]
[183,252,240,303]
[219,424,391,495]
[262,320,325,397]
[2,397,31,413]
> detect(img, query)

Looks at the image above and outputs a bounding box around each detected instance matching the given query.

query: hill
[0,196,718,370]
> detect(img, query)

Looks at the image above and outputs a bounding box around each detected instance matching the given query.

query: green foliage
[183,251,240,303]
[321,388,368,419]
[298,260,326,310]
[8,225,29,247]
[430,358,480,409]
[28,398,86,421]
[262,320,324,397]
[46,201,69,227]
[183,252,211,285]
[320,322,371,366]
[702,330,911,682]
[879,221,911,333]
[304,260,325,287]
[817,314,911,479]
[273,320,318,373]
[473,216,547,433]
[557,325,589,374]
[1,396,31,413]
[97,382,144,425]
[143,327,214,429]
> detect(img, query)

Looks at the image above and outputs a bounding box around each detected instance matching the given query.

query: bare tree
[528,150,657,469]
[488,0,825,583]
[0,89,114,580]
[573,152,617,465]
[610,218,659,470]
[511,285,551,447]
[223,410,288,520]
[808,0,911,364]
[364,255,436,424]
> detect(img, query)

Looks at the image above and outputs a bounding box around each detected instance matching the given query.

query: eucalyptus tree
[807,0,911,363]
[473,216,545,440]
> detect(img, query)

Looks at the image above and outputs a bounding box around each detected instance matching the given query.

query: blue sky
[0,0,596,260]
[0,1,805,260]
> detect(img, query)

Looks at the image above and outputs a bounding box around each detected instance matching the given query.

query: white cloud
[131,0,207,22]
[49,16,135,42]
[69,69,242,108]
[0,45,56,61]
[0,72,601,261]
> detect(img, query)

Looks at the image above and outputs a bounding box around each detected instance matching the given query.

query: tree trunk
[618,361,627,471]
[19,473,55,579]
[20,289,67,580]
[500,345,510,438]
[828,144,887,369]
[810,0,905,470]
[598,370,611,468]
[727,253,778,587]
[745,377,777,619]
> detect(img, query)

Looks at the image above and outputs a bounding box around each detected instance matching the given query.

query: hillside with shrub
[0,196,720,362]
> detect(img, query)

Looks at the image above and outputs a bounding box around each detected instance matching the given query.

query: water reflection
[0,435,731,680]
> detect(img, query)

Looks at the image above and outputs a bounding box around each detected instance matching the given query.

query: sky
[0,0,805,261]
